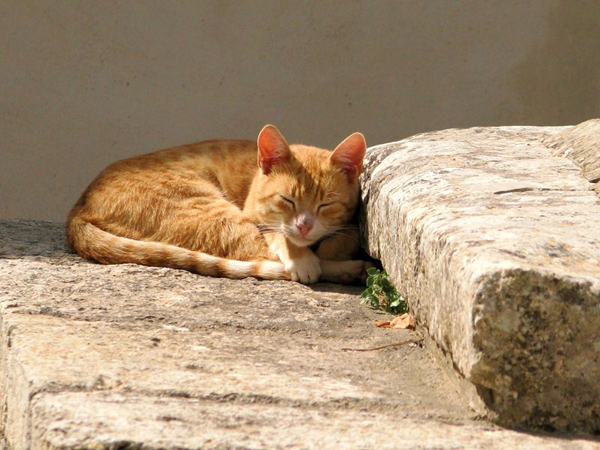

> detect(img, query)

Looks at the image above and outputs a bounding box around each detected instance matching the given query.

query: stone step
[360,123,600,433]
[2,220,598,447]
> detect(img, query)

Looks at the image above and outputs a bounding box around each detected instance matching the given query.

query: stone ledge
[2,221,599,447]
[360,123,600,432]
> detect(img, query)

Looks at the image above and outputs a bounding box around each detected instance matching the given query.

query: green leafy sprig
[361,268,408,314]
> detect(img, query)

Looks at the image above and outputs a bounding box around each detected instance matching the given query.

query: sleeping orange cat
[67,125,369,284]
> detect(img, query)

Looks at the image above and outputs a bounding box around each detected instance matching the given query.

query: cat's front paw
[284,252,322,284]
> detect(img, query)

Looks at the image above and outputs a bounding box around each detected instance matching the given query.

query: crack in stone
[492,187,580,195]
[29,384,410,415]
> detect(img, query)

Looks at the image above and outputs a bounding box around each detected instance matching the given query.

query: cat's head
[251,125,366,247]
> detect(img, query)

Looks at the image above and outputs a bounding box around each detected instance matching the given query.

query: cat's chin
[287,235,316,247]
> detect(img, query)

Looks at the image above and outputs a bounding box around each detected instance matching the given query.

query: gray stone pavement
[0,220,598,448]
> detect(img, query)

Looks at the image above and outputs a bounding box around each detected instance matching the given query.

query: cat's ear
[330,132,366,182]
[257,125,291,175]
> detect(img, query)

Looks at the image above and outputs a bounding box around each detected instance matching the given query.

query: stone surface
[1,220,598,448]
[544,119,600,183]
[361,125,600,433]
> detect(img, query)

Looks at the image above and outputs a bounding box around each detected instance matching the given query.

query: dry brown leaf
[375,314,415,329]
[390,313,414,329]
[375,320,392,328]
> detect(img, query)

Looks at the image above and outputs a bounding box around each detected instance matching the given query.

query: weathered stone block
[361,125,600,432]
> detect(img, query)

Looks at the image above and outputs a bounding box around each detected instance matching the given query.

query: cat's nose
[296,214,314,237]
[296,223,313,237]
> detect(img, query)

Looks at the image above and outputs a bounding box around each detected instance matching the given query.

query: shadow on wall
[508,0,600,125]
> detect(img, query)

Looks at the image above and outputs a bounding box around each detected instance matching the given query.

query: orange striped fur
[67,125,368,284]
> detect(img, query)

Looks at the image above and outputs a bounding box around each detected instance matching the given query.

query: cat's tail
[66,218,291,281]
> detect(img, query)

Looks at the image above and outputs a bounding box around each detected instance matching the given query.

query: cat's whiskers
[259,230,281,236]
[318,224,357,240]
[326,230,354,237]
[280,224,294,235]
[322,225,352,233]
[257,223,283,236]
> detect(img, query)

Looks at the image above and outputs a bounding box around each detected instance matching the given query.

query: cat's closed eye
[280,196,296,210]
[317,202,334,214]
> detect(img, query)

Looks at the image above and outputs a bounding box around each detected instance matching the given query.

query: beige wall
[2,0,599,221]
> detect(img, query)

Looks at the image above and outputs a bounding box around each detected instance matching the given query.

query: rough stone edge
[543,119,600,183]
[358,136,493,420]
[360,184,493,421]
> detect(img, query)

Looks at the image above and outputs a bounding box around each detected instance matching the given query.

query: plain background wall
[2,0,600,221]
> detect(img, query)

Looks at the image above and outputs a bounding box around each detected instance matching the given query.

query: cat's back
[98,138,256,185]
[107,139,257,175]
[70,139,259,218]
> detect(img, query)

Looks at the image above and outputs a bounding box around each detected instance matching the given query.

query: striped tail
[66,218,290,281]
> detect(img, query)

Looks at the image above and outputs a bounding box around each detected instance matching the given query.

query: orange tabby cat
[67,125,369,284]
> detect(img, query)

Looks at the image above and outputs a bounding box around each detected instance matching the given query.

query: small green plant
[361,268,408,314]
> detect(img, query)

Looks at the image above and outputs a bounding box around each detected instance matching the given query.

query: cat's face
[252,126,366,247]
